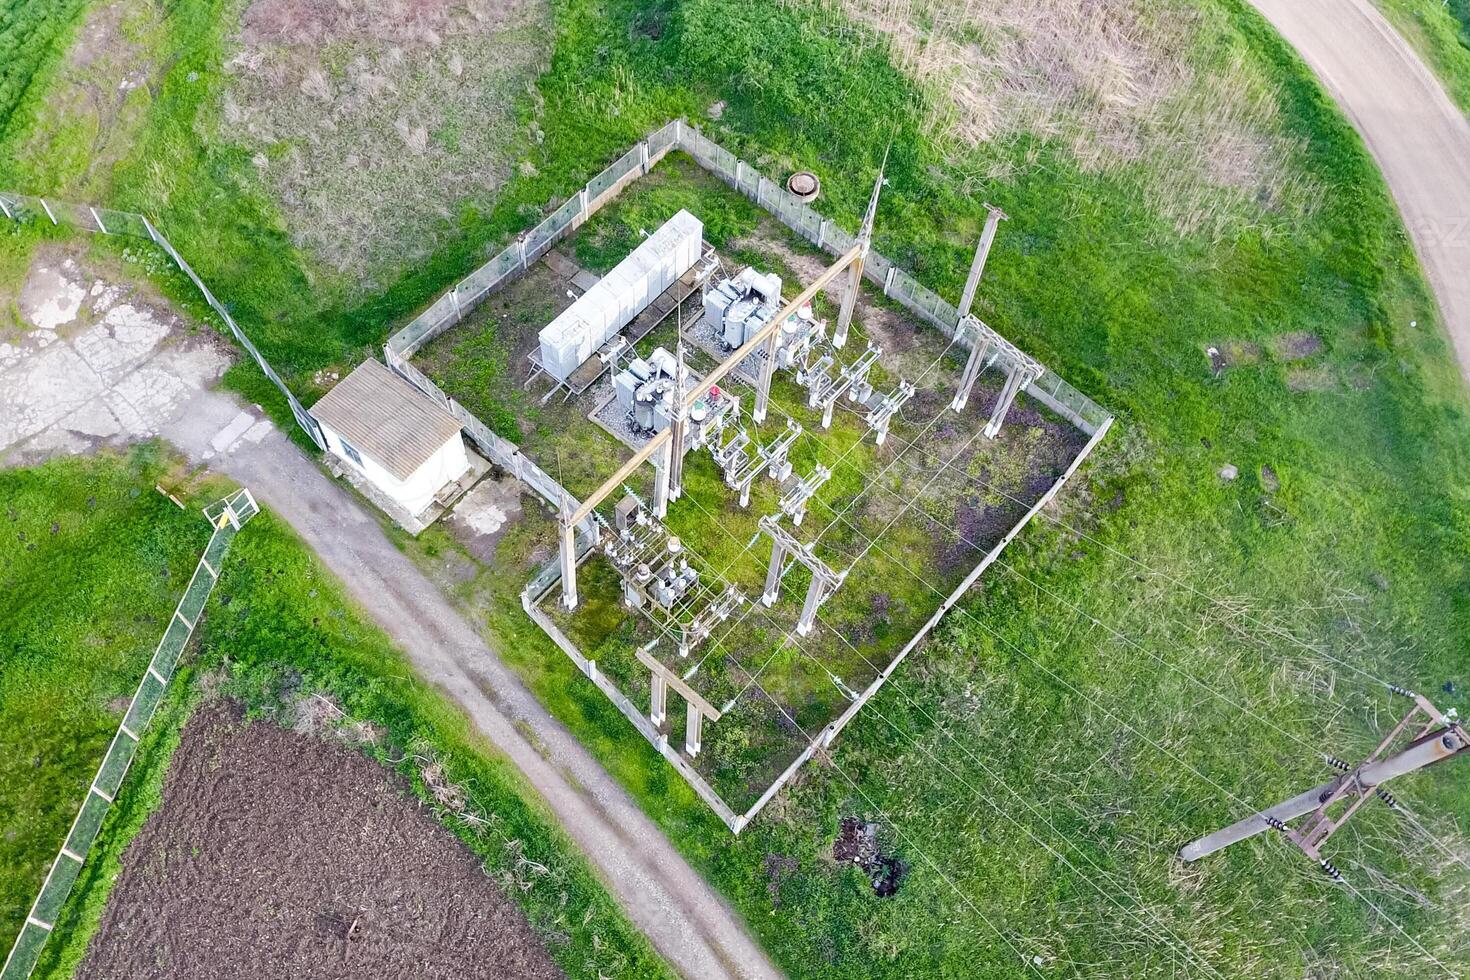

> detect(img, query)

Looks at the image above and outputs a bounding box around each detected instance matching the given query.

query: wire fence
[0,192,326,450]
[386,123,680,360]
[383,119,1109,435]
[1,489,258,980]
[674,123,1110,434]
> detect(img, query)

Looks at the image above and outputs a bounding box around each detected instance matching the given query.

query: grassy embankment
[0,448,671,979]
[1374,0,1470,112]
[4,0,1469,975]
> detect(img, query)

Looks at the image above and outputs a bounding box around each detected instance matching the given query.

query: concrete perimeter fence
[672,124,1110,435]
[382,117,1108,524]
[1,490,258,980]
[0,192,327,451]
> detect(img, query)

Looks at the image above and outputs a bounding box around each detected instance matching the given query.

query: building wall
[320,422,470,516]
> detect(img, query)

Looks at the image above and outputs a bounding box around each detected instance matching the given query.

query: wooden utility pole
[1179,690,1466,880]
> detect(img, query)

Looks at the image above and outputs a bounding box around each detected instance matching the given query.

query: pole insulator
[1375,788,1399,809]
[1323,755,1352,772]
[1387,684,1417,699]
[1264,816,1288,832]
[1319,858,1344,882]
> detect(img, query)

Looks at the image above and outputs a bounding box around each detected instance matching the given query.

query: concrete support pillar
[685,707,704,757]
[832,258,863,349]
[763,537,789,606]
[952,331,994,412]
[669,348,689,497]
[957,205,1007,321]
[652,443,672,518]
[753,328,781,423]
[797,573,827,636]
[983,366,1029,439]
[650,671,668,726]
[559,494,579,610]
[668,415,687,500]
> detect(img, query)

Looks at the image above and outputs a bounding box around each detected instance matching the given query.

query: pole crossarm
[635,645,723,722]
[959,314,1043,380]
[1179,690,1467,875]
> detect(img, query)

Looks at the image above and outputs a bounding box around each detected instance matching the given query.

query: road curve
[1248,0,1470,382]
[164,393,783,980]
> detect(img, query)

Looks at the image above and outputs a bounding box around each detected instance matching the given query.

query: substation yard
[415,161,1090,824]
[77,701,563,980]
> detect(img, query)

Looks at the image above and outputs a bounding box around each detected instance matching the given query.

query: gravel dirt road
[161,393,782,980]
[1249,0,1470,382]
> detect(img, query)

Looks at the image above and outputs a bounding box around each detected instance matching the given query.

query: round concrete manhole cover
[787,171,820,202]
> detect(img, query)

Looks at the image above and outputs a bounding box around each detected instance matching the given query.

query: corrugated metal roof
[309,359,461,481]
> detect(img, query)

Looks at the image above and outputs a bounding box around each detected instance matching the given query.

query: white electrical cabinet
[539,209,703,381]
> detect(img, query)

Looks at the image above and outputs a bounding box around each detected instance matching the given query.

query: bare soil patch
[10,0,165,199]
[223,0,551,285]
[1286,365,1336,391]
[77,701,563,980]
[1269,330,1324,360]
[1204,339,1262,375]
[831,817,907,897]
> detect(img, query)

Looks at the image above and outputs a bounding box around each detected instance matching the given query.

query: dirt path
[1249,0,1470,382]
[160,392,782,980]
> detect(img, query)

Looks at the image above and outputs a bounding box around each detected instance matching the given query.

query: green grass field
[0,448,669,979]
[3,0,1469,976]
[1374,0,1470,111]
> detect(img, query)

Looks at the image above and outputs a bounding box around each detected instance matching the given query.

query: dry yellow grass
[802,0,1323,240]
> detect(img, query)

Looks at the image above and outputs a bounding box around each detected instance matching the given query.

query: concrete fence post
[883,266,896,296]
[39,199,58,225]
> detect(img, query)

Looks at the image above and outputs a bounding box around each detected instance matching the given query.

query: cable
[676,470,1228,977]
[797,489,1458,974]
[710,636,1048,976]
[849,414,1407,697]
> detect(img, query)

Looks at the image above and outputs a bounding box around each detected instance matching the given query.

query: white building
[309,359,470,518]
